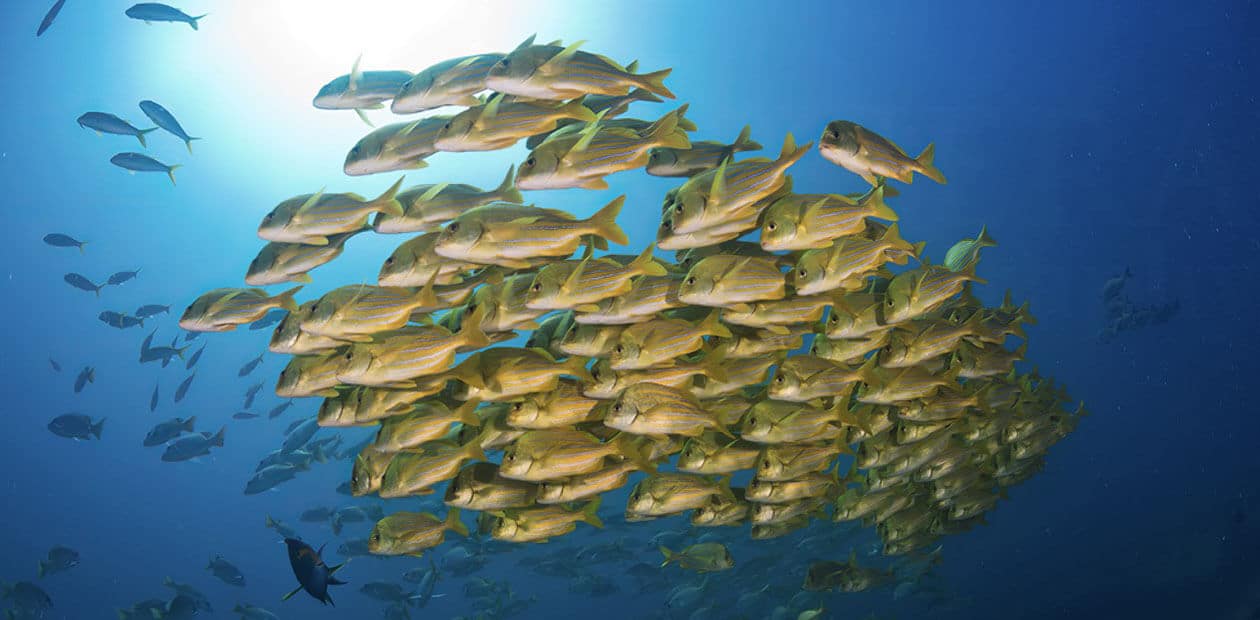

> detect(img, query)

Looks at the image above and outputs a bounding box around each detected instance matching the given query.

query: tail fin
[614,435,658,473]
[184,137,201,155]
[636,67,675,99]
[564,356,593,382]
[374,176,407,217]
[881,223,916,255]
[446,356,485,390]
[976,225,998,248]
[863,185,898,222]
[445,508,469,537]
[914,143,947,184]
[495,165,524,204]
[628,243,668,277]
[700,346,728,383]
[458,306,491,351]
[166,164,181,186]
[565,96,598,123]
[586,196,629,246]
[209,426,226,448]
[273,285,304,312]
[136,127,157,148]
[37,561,46,579]
[732,125,762,152]
[91,418,105,439]
[580,497,604,528]
[698,309,732,339]
[454,398,482,427]
[189,14,208,30]
[658,546,676,567]
[649,107,690,150]
[775,132,811,171]
[461,436,487,462]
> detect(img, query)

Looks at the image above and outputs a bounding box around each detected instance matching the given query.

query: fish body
[144,416,195,447]
[180,286,302,332]
[677,255,786,310]
[378,232,482,287]
[659,542,734,572]
[740,399,845,444]
[77,112,156,147]
[499,429,643,482]
[246,232,358,285]
[485,37,673,101]
[336,321,488,388]
[760,185,897,251]
[368,509,468,556]
[769,355,860,402]
[313,64,413,111]
[135,304,170,317]
[943,225,998,272]
[379,440,486,498]
[433,197,628,268]
[435,95,596,152]
[575,274,685,324]
[757,443,842,481]
[490,498,604,543]
[392,53,505,113]
[244,464,306,494]
[43,233,86,252]
[647,125,761,177]
[344,117,448,176]
[627,473,730,517]
[456,347,591,402]
[444,462,539,510]
[375,167,523,234]
[48,414,104,440]
[282,538,348,606]
[373,399,481,452]
[64,272,102,296]
[301,284,437,341]
[38,545,79,578]
[882,264,985,326]
[173,373,195,402]
[110,152,180,184]
[818,120,946,185]
[72,366,95,393]
[606,382,732,438]
[526,244,667,310]
[207,555,246,586]
[125,4,206,29]
[669,134,809,234]
[161,427,225,461]
[258,178,404,245]
[608,309,730,370]
[536,460,639,504]
[507,378,603,429]
[676,434,760,474]
[37,0,66,36]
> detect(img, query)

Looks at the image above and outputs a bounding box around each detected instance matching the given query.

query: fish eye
[263,213,273,222]
[384,257,394,266]
[767,222,776,231]
[506,453,515,461]
[798,269,807,278]
[448,222,460,233]
[499,59,510,68]
[827,129,840,139]
[344,351,353,361]
[531,283,541,292]
[614,345,624,354]
[685,277,695,285]
[612,403,622,413]
[762,459,771,469]
[886,298,894,306]
[525,156,536,167]
[512,402,523,411]
[591,368,601,380]
[774,374,784,384]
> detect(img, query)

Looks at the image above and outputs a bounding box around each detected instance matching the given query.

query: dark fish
[233,411,260,420]
[282,538,348,605]
[43,233,86,252]
[135,304,171,318]
[281,418,319,453]
[267,400,294,419]
[48,414,104,440]
[144,416,195,447]
[207,555,246,586]
[335,481,353,496]
[249,309,288,330]
[73,366,94,393]
[160,427,225,462]
[36,0,67,36]
[154,593,200,619]
[161,577,213,612]
[174,373,196,403]
[183,331,200,342]
[150,383,160,412]
[64,273,102,296]
[77,112,157,147]
[238,353,264,377]
[0,581,52,615]
[243,381,264,409]
[245,464,306,494]
[38,545,80,578]
[99,311,144,329]
[110,152,180,185]
[107,269,142,285]
[49,358,61,372]
[337,538,371,558]
[139,100,200,153]
[125,3,206,29]
[300,507,332,523]
[283,418,306,435]
[265,515,298,539]
[185,344,205,370]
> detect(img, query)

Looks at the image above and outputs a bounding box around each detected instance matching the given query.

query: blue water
[3,1,1257,618]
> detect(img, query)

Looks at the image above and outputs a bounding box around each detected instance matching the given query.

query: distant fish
[107,269,142,285]
[64,273,103,296]
[135,304,170,318]
[238,353,264,377]
[99,311,144,329]
[77,112,157,147]
[43,233,86,253]
[150,383,160,412]
[266,400,294,419]
[185,344,205,370]
[125,3,206,30]
[206,555,246,586]
[139,100,200,153]
[313,55,414,126]
[73,366,94,393]
[49,358,61,372]
[183,330,200,342]
[281,418,319,453]
[233,412,260,420]
[143,416,195,447]
[110,152,180,185]
[245,464,306,494]
[48,413,104,440]
[38,545,79,578]
[282,538,348,605]
[265,515,299,539]
[243,381,264,409]
[231,603,279,620]
[174,373,196,403]
[36,0,67,37]
[161,427,224,462]
[249,309,287,330]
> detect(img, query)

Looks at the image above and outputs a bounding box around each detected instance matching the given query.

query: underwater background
[2,1,1258,618]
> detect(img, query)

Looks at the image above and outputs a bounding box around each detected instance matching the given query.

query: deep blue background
[2,1,1257,618]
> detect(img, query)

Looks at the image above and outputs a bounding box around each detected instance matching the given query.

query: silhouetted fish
[43,233,86,252]
[64,273,102,296]
[140,100,200,153]
[110,152,180,185]
[36,0,67,37]
[282,538,348,605]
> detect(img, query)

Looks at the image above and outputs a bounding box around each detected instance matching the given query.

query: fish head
[507,398,543,427]
[444,470,476,506]
[759,204,799,250]
[790,252,830,296]
[514,146,565,191]
[394,71,436,112]
[432,109,479,151]
[244,246,281,286]
[498,445,530,478]
[675,441,708,472]
[366,524,395,555]
[645,147,679,175]
[376,243,421,287]
[489,514,518,540]
[484,48,547,93]
[819,120,860,157]
[668,189,708,233]
[343,132,391,176]
[604,392,642,428]
[434,216,485,258]
[626,484,656,515]
[607,335,642,371]
[584,360,618,397]
[767,367,803,400]
[535,481,565,503]
[755,451,785,480]
[336,345,374,382]
[312,76,351,109]
[524,267,565,309]
[678,267,717,306]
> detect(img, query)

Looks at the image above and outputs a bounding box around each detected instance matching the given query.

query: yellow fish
[525,244,668,311]
[379,439,486,498]
[180,286,302,333]
[678,255,786,311]
[485,36,674,101]
[443,462,539,511]
[609,309,731,370]
[506,378,604,429]
[434,94,596,152]
[760,183,897,251]
[647,125,761,177]
[300,284,439,342]
[258,177,404,245]
[368,509,468,556]
[605,382,734,438]
[490,498,604,543]
[374,166,524,234]
[818,120,946,185]
[433,198,628,269]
